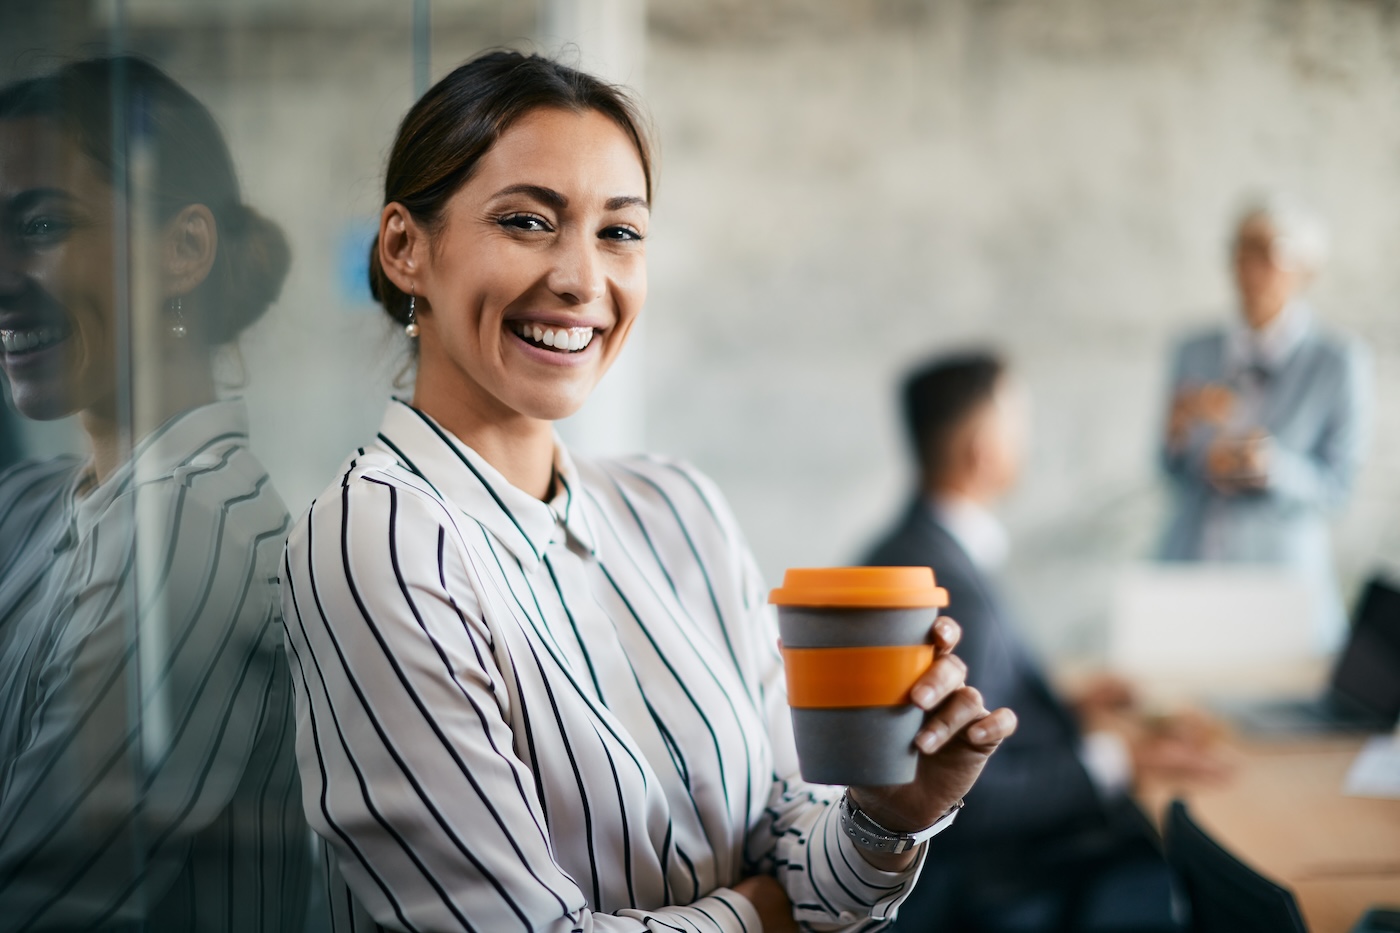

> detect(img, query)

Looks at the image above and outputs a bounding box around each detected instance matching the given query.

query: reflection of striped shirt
[0,400,310,931]
[281,399,923,933]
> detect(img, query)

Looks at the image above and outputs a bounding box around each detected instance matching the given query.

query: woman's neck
[412,392,557,501]
[81,362,219,486]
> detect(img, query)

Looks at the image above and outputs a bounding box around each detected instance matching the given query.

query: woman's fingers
[909,653,967,712]
[965,707,1018,748]
[914,685,986,755]
[931,616,962,654]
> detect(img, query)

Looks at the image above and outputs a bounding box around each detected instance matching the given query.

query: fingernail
[969,726,988,743]
[935,620,953,641]
[911,685,936,710]
[917,729,942,754]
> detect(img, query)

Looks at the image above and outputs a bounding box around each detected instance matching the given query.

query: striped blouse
[281,399,925,933]
[0,399,310,930]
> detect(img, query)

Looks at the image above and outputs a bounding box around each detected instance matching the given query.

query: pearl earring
[169,296,187,339]
[404,294,420,339]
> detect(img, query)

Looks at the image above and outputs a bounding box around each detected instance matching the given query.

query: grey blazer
[1159,317,1369,636]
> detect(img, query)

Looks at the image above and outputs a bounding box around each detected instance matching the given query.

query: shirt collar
[375,399,597,572]
[1228,298,1312,375]
[74,398,250,531]
[928,494,1009,572]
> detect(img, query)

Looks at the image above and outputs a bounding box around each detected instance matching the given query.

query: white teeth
[512,322,596,353]
[0,326,70,354]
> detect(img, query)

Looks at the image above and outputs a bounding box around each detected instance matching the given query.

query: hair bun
[209,203,291,343]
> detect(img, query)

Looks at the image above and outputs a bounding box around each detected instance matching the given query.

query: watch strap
[838,791,963,855]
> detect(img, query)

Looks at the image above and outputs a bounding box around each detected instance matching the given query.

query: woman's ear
[378,202,426,295]
[162,204,218,297]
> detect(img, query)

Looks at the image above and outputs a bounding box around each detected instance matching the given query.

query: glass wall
[0,1,532,927]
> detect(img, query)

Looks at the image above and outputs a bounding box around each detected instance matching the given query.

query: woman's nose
[548,234,606,305]
[0,241,26,302]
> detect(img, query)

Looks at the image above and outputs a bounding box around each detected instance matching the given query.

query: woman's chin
[511,380,600,425]
[7,384,80,422]
[524,397,591,425]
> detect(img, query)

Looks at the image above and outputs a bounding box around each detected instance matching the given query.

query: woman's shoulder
[0,456,83,551]
[293,444,460,540]
[0,455,83,501]
[576,452,743,548]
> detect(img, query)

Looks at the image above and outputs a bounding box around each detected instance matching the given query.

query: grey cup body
[778,606,938,786]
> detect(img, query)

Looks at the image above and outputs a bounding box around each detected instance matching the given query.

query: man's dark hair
[901,350,1007,478]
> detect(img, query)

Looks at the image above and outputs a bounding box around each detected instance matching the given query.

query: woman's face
[410,106,649,425]
[0,117,119,421]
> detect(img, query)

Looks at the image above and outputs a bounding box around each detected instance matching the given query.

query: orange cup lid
[768,566,949,609]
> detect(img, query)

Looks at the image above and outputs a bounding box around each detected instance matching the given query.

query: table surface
[1138,735,1400,933]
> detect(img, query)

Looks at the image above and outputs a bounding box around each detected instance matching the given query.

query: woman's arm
[282,474,764,933]
[659,466,924,932]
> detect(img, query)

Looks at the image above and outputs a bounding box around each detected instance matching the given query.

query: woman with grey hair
[1159,195,1370,648]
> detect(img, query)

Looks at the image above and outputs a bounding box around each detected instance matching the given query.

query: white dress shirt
[281,399,923,933]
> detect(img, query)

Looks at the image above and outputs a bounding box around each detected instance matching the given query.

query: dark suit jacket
[863,502,1108,846]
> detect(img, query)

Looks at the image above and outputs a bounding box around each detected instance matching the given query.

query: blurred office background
[7,0,1400,667]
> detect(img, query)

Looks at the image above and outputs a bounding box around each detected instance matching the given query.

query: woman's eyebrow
[488,184,648,213]
[605,195,649,212]
[8,187,77,213]
[490,183,566,209]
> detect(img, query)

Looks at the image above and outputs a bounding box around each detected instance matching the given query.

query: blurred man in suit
[865,351,1224,933]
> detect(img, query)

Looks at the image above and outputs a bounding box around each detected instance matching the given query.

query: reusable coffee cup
[770,567,949,786]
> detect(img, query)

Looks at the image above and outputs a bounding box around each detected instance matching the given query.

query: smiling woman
[281,49,1016,933]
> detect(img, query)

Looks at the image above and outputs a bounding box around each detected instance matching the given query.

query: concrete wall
[637,0,1400,656]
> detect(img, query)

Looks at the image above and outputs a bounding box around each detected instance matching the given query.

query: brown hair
[0,56,290,344]
[368,50,654,328]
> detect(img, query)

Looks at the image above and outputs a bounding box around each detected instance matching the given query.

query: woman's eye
[600,225,643,242]
[499,213,551,233]
[18,215,73,244]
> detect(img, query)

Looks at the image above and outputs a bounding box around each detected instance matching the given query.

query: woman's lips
[1,323,73,356]
[509,321,596,353]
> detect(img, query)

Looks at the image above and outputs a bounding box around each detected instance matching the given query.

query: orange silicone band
[781,644,935,708]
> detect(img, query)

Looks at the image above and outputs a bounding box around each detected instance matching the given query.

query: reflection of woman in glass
[0,58,309,929]
[1160,196,1370,648]
[283,51,1016,933]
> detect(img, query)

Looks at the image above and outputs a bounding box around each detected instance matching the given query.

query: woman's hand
[845,616,1017,871]
[732,873,798,933]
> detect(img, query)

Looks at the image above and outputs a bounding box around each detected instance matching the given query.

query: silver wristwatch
[838,791,964,855]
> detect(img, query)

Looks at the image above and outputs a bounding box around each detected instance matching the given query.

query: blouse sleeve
[281,474,767,933]
[669,465,927,932]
